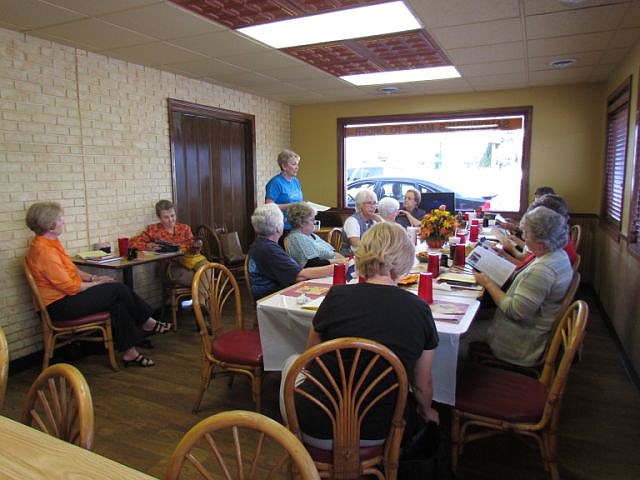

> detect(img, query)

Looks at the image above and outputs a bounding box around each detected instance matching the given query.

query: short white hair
[355,189,377,209]
[251,203,283,236]
[378,197,399,220]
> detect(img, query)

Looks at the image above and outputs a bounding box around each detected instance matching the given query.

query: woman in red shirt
[25,202,170,368]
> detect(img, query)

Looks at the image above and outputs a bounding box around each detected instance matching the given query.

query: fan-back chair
[24,260,118,371]
[191,263,263,413]
[0,326,8,410]
[165,410,320,480]
[283,337,408,480]
[452,300,589,480]
[22,363,95,450]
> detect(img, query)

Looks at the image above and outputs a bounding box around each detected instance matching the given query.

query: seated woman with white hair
[377,197,400,222]
[340,189,382,255]
[472,206,573,367]
[247,203,335,300]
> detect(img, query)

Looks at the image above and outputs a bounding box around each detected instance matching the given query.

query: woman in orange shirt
[25,202,170,368]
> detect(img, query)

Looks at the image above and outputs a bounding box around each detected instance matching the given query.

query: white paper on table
[306,201,331,212]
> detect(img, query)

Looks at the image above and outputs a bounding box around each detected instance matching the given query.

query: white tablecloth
[257,276,480,406]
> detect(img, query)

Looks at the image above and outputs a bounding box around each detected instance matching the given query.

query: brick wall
[0,28,290,360]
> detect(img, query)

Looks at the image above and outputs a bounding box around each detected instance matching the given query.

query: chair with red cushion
[191,262,263,413]
[283,337,409,480]
[451,300,589,480]
[23,260,119,371]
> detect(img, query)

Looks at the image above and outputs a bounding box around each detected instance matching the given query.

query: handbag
[218,230,245,264]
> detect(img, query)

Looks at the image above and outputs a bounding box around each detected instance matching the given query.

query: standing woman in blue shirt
[265,149,304,232]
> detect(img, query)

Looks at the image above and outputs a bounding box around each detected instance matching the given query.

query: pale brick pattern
[0,28,291,360]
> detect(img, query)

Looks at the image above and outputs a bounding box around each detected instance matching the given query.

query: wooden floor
[2,286,639,479]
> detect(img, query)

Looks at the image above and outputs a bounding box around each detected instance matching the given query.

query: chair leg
[104,327,119,372]
[192,361,213,414]
[42,333,53,370]
[451,409,461,473]
[252,368,263,413]
[171,294,179,330]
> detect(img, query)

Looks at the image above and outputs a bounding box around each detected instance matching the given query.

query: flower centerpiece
[419,205,458,249]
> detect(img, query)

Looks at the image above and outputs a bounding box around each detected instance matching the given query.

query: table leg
[122,267,134,289]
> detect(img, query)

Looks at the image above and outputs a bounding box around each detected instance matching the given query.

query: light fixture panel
[341,66,461,86]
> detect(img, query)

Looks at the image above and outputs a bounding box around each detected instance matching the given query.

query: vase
[426,238,445,249]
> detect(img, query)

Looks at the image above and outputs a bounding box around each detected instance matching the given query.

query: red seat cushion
[52,311,110,328]
[305,444,384,464]
[211,329,263,366]
[455,365,548,423]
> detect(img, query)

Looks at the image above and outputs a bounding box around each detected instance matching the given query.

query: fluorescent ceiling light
[341,66,461,86]
[237,1,421,49]
[446,124,498,130]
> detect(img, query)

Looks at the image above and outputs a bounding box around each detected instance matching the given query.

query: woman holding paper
[474,206,572,367]
[25,202,170,368]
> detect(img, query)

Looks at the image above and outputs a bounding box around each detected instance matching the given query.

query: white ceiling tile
[102,41,206,66]
[528,31,613,57]
[161,58,247,77]
[458,59,526,77]
[529,51,603,71]
[466,72,528,89]
[431,18,523,49]
[42,0,161,16]
[610,27,640,48]
[448,42,524,65]
[0,0,84,30]
[170,30,268,57]
[524,0,630,16]
[288,77,347,90]
[529,65,601,84]
[526,4,629,39]
[35,18,154,50]
[99,3,223,41]
[258,65,332,82]
[407,0,520,28]
[620,1,640,28]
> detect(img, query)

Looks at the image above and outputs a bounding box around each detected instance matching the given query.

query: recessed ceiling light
[557,0,586,4]
[378,86,400,94]
[341,66,461,86]
[237,1,421,49]
[549,58,577,68]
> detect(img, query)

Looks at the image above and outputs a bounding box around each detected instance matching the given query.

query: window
[601,77,631,235]
[629,74,640,258]
[338,107,532,213]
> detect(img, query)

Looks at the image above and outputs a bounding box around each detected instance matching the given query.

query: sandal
[123,354,155,368]
[145,320,171,336]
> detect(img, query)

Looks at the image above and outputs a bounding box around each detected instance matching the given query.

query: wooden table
[0,416,158,480]
[73,251,182,289]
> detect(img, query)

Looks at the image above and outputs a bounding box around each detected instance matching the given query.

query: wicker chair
[191,263,263,413]
[283,337,408,480]
[328,227,343,251]
[452,300,589,480]
[22,363,95,450]
[196,224,245,280]
[243,254,256,307]
[165,410,320,480]
[24,260,119,371]
[0,326,7,411]
[569,224,582,252]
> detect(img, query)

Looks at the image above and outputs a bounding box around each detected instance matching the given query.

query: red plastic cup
[359,275,366,283]
[471,219,480,226]
[469,225,479,242]
[333,263,346,285]
[418,272,433,303]
[456,231,467,244]
[117,238,129,258]
[427,253,440,278]
[454,243,466,266]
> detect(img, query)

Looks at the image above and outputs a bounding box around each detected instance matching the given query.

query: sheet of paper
[466,244,516,287]
[306,201,331,212]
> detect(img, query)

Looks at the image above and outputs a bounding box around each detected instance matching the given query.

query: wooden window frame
[337,106,533,215]
[600,76,631,239]
[628,73,640,259]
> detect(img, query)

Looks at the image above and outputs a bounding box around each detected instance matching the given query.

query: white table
[257,276,480,406]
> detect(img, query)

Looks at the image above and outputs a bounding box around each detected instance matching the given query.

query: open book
[466,242,516,287]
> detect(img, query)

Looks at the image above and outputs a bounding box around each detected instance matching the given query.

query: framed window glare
[629,73,640,258]
[601,76,631,237]
[337,107,532,214]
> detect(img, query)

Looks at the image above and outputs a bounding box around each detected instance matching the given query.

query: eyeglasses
[361,201,377,205]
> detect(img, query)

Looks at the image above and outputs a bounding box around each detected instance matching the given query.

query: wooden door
[168,99,256,250]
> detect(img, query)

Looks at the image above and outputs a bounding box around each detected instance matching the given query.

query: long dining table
[0,415,158,480]
[256,271,481,406]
